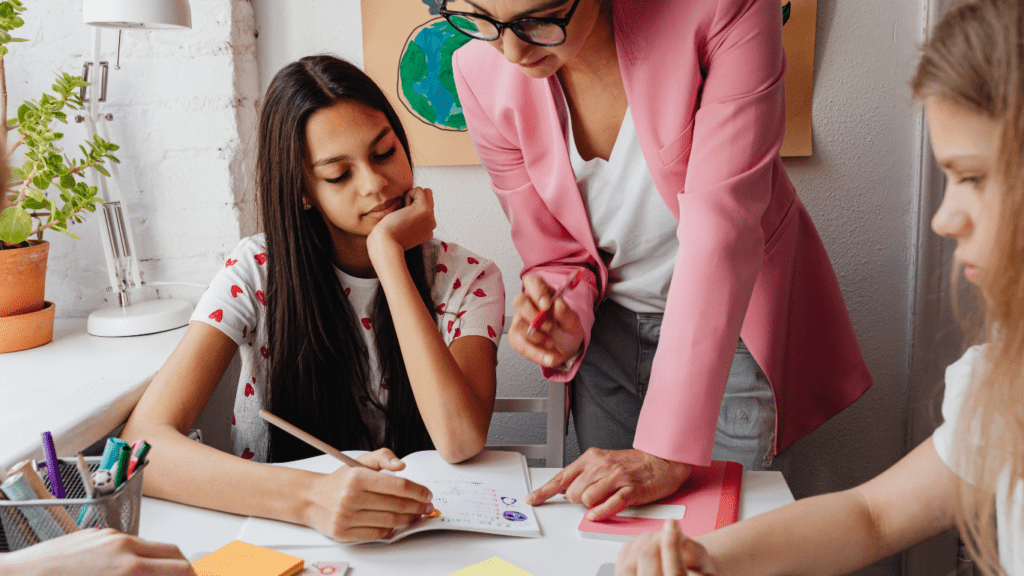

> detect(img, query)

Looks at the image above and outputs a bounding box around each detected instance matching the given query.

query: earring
[303,202,313,210]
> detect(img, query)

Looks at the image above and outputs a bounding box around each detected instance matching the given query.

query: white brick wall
[7,0,258,315]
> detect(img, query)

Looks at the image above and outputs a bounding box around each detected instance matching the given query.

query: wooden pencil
[257,410,366,469]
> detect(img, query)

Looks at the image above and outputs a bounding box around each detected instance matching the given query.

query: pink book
[577,461,742,541]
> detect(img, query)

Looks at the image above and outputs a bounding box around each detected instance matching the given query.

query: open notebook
[238,450,541,545]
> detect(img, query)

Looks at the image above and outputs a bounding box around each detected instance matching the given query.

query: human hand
[0,528,195,576]
[615,519,716,576]
[508,273,585,368]
[367,186,436,259]
[525,448,693,520]
[304,448,435,542]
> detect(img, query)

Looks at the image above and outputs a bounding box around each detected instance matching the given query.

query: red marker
[528,270,583,335]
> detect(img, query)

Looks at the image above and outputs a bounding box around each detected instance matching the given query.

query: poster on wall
[361,0,480,166]
[780,0,818,157]
[361,0,818,166]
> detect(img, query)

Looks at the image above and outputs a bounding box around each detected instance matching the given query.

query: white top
[190,235,506,462]
[933,345,1023,575]
[568,107,680,313]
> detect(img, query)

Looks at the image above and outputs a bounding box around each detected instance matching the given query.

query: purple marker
[41,431,65,498]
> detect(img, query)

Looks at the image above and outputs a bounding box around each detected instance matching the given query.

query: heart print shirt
[190,234,506,462]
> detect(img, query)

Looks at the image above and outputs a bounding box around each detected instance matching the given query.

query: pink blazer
[453,0,873,465]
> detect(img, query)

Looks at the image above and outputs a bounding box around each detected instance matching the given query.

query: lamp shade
[83,0,191,29]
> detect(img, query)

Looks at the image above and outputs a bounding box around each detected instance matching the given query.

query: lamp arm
[87,26,122,295]
[97,114,143,290]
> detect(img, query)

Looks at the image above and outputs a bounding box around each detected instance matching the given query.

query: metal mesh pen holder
[0,456,146,552]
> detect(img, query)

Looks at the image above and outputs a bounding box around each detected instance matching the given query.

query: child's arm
[120,322,433,542]
[615,437,959,575]
[367,187,498,464]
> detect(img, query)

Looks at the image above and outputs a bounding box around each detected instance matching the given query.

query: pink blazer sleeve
[633,0,789,465]
[452,60,602,382]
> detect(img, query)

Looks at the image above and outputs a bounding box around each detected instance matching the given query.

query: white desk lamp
[82,0,195,337]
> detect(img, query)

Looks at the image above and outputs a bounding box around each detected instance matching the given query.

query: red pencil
[527,269,583,335]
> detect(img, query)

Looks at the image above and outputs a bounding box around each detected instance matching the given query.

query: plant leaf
[60,173,75,189]
[0,205,31,244]
[94,165,110,177]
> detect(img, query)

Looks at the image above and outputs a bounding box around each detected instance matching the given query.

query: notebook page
[237,451,539,547]
[380,451,540,541]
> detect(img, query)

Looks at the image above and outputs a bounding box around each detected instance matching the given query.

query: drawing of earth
[398,18,472,131]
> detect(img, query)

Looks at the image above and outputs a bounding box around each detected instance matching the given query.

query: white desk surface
[0,318,185,470]
[140,467,794,576]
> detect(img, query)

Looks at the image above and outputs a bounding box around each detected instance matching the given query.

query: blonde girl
[616,0,1024,573]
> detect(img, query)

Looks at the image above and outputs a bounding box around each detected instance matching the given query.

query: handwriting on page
[423,481,533,529]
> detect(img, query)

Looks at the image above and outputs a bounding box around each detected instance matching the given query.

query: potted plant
[0,0,119,353]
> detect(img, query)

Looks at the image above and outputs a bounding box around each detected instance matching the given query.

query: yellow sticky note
[192,540,304,576]
[446,557,535,576]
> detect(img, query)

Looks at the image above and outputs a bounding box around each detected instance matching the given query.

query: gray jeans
[571,299,778,471]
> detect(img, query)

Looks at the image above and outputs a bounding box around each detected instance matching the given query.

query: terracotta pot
[0,300,55,353]
[0,240,48,317]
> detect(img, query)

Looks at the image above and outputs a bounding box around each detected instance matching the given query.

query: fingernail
[543,354,554,366]
[539,297,550,309]
[425,503,434,514]
[587,512,597,521]
[390,458,402,466]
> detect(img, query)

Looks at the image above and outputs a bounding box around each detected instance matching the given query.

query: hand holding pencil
[508,270,587,369]
[258,410,435,543]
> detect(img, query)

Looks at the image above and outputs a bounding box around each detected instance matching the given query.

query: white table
[139,468,794,575]
[0,319,185,470]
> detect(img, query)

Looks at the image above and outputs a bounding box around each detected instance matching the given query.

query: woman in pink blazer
[447,0,873,518]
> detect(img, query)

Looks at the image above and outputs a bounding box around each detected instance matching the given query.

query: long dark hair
[256,55,435,462]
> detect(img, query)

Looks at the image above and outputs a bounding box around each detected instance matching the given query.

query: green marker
[113,443,131,488]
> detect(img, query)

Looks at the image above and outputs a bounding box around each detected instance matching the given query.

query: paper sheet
[781,0,819,157]
[237,451,538,547]
[446,557,535,576]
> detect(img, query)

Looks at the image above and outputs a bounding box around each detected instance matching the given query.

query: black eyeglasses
[440,0,582,47]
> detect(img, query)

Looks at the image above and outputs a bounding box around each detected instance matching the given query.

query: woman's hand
[367,187,436,261]
[508,273,585,368]
[616,519,716,576]
[0,528,195,576]
[303,448,435,542]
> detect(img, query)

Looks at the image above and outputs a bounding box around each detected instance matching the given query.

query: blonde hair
[912,0,1024,574]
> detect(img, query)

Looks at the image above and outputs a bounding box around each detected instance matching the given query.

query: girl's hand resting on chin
[367,187,436,260]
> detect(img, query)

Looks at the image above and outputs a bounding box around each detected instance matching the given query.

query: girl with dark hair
[120,55,506,543]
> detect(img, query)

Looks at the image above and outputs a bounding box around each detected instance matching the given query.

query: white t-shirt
[932,345,1023,574]
[190,235,506,462]
[567,107,680,313]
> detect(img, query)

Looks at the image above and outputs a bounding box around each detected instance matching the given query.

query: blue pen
[98,438,129,471]
[40,431,65,498]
